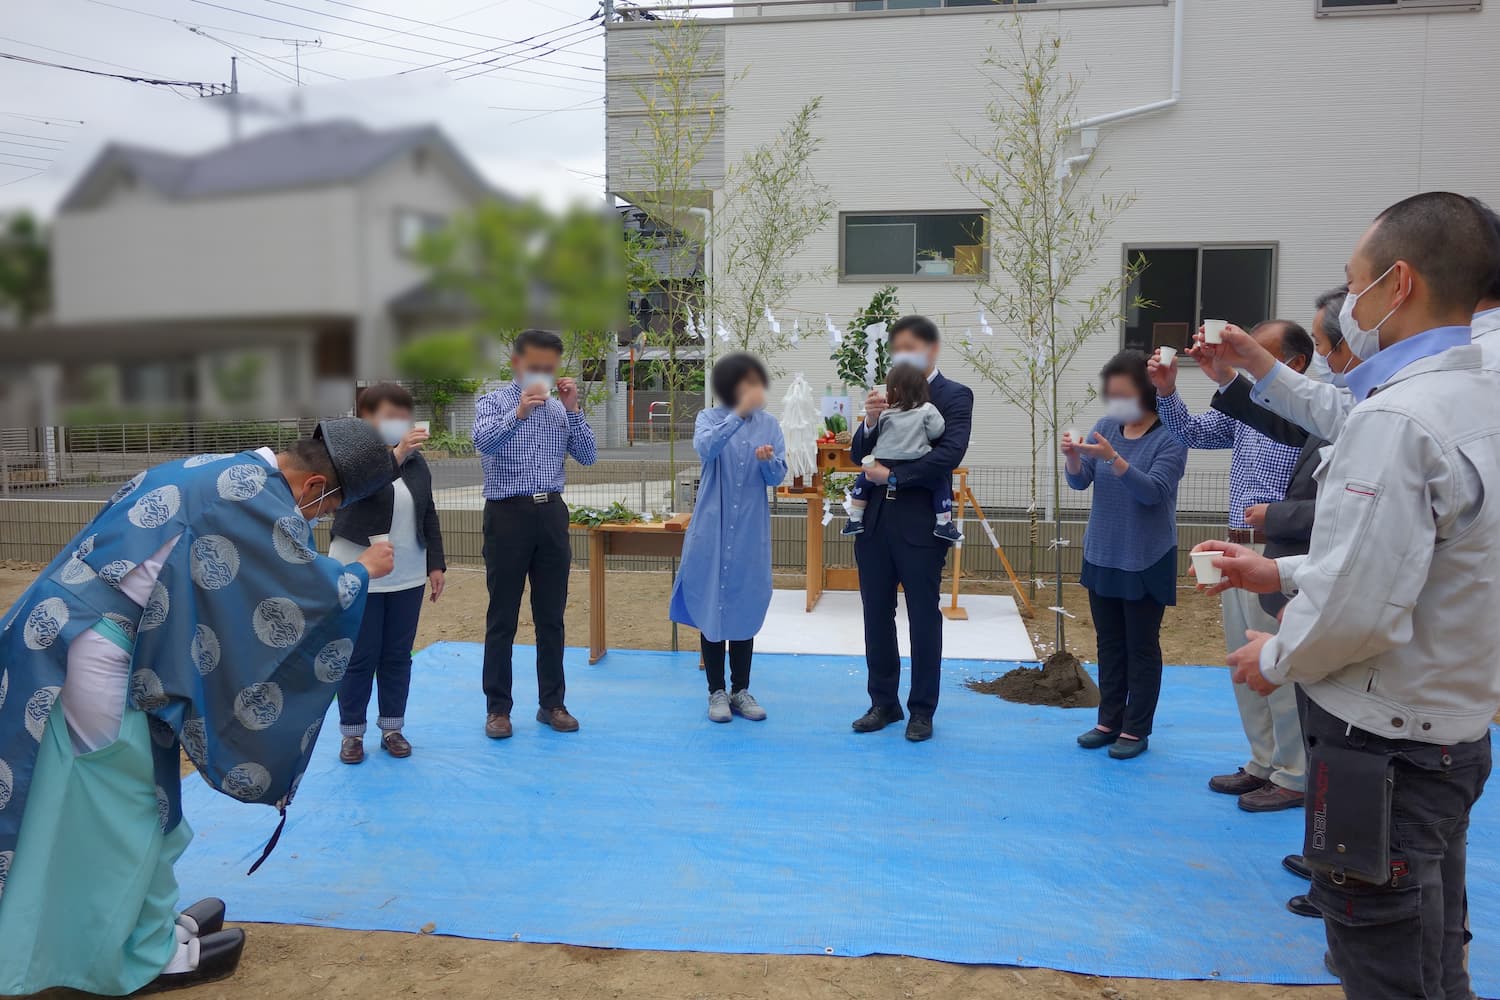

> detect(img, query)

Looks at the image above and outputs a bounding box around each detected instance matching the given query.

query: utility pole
[228,56,240,142]
[284,37,320,86]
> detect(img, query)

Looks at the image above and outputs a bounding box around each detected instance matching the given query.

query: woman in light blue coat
[669,352,787,723]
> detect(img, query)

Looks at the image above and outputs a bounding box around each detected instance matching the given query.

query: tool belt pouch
[1305,743,1394,886]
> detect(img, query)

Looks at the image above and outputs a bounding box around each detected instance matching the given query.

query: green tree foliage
[831,286,900,388]
[717,98,835,362]
[402,200,627,408]
[0,212,50,327]
[954,14,1142,648]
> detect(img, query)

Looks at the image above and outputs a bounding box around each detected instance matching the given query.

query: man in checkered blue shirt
[1149,320,1312,813]
[473,329,597,740]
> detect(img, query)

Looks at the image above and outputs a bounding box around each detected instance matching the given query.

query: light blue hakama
[0,704,192,997]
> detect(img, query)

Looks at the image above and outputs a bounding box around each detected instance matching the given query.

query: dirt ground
[2,562,1332,1000]
[402,564,1231,668]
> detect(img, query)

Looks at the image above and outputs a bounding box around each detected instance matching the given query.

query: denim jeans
[1303,697,1492,999]
[338,585,425,736]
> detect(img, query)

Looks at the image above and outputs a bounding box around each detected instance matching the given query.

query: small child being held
[841,363,959,542]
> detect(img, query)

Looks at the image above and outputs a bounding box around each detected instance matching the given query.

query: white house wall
[53,185,362,324]
[640,0,1500,475]
[354,145,489,378]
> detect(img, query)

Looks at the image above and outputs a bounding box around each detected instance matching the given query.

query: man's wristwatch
[887,472,899,487]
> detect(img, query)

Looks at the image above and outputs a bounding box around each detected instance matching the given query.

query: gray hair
[1314,286,1349,349]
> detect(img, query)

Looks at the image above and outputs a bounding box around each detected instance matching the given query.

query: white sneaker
[729,690,767,721]
[708,689,731,723]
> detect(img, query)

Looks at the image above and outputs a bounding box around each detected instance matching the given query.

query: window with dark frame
[1122,244,1277,354]
[1315,0,1479,13]
[840,211,987,280]
[852,0,1041,9]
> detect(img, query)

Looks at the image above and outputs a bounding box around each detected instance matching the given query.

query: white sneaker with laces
[708,689,732,723]
[729,690,767,721]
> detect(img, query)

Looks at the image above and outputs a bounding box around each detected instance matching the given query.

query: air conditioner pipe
[1057,0,1184,179]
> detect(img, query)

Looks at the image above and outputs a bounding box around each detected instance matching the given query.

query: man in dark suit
[849,315,973,742]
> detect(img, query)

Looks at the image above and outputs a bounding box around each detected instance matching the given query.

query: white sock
[936,512,952,524]
[162,928,200,974]
[849,507,865,521]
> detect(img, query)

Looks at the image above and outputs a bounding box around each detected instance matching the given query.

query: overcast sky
[1,0,614,215]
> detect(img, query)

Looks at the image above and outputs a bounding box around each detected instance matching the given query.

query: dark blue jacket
[850,371,973,540]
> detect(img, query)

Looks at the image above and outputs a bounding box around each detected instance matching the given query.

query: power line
[309,0,546,47]
[450,24,599,80]
[0,157,54,171]
[507,96,602,123]
[0,111,85,127]
[0,50,227,94]
[84,0,348,83]
[185,25,309,86]
[0,148,56,163]
[0,33,199,99]
[0,129,65,145]
[250,0,602,72]
[186,0,596,77]
[0,136,64,152]
[0,169,47,188]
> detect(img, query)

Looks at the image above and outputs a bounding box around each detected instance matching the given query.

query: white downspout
[1057,0,1184,179]
[687,205,713,409]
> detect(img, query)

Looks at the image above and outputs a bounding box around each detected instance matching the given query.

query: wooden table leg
[588,530,607,663]
[805,497,824,612]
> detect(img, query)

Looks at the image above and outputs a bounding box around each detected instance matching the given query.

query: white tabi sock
[162,925,201,974]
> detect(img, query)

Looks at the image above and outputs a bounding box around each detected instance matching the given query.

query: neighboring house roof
[61,120,496,210]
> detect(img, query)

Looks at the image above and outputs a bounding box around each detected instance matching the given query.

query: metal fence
[0,422,1236,576]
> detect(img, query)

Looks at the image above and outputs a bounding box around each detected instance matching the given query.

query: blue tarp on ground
[176,644,1500,989]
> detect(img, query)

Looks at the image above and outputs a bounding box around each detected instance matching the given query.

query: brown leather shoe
[339,736,364,764]
[485,714,512,740]
[1239,783,1305,813]
[1208,768,1268,796]
[381,731,412,758]
[536,706,580,733]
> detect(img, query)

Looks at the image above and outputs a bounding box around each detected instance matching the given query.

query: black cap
[313,418,394,506]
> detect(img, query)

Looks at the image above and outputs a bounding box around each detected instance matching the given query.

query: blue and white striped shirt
[1157,390,1299,530]
[473,382,598,499]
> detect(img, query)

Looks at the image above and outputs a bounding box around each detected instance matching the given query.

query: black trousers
[482,496,571,715]
[1302,698,1492,1000]
[338,584,425,734]
[854,489,947,719]
[1087,589,1166,737]
[701,635,753,694]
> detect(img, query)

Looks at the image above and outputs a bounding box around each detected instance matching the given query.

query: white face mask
[298,482,340,526]
[889,350,928,372]
[1104,396,1143,425]
[520,371,555,394]
[1305,351,1331,385]
[378,418,412,448]
[1340,262,1405,360]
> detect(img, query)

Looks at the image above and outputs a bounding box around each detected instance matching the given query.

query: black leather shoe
[1283,854,1313,880]
[905,716,933,742]
[852,705,903,733]
[1287,894,1321,918]
[177,898,226,937]
[137,928,246,994]
[1077,727,1118,750]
